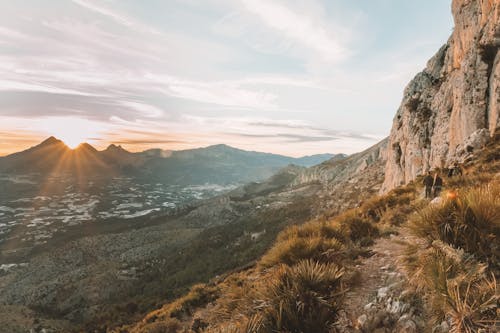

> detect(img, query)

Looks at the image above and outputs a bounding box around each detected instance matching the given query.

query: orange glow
[446,190,458,200]
[37,117,105,149]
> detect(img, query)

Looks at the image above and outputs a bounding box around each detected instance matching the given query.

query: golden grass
[403,180,500,332]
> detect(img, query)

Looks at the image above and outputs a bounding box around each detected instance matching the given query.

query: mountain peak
[39,136,64,147]
[75,142,98,153]
[106,144,127,152]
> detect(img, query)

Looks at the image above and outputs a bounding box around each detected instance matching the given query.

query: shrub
[257,260,345,333]
[409,182,500,266]
[141,283,219,326]
[276,221,346,243]
[401,241,498,332]
[360,186,415,222]
[337,210,379,243]
[259,235,343,268]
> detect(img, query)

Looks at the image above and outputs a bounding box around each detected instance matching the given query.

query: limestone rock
[382,0,500,192]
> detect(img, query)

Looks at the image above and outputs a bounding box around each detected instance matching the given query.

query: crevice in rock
[479,44,498,132]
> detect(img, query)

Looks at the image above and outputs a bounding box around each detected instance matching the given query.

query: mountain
[0,139,340,185]
[0,138,386,332]
[138,144,338,185]
[2,1,498,332]
[293,153,342,166]
[0,136,113,175]
[382,0,499,192]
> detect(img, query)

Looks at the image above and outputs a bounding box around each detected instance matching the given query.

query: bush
[337,210,379,243]
[360,187,415,222]
[140,283,219,326]
[409,182,500,266]
[403,181,500,332]
[260,235,343,268]
[257,260,345,333]
[401,241,498,331]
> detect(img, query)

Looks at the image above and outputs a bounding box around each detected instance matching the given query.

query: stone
[357,314,368,328]
[387,300,403,314]
[364,302,375,311]
[377,287,389,299]
[396,319,418,333]
[432,321,451,333]
[381,0,500,193]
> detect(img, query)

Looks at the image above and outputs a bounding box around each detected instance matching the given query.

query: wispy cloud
[0,0,453,156]
[239,0,349,62]
[71,0,161,35]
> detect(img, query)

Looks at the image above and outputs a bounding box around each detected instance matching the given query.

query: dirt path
[344,229,408,318]
[336,228,427,333]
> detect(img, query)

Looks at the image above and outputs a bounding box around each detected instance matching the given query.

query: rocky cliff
[382,0,499,192]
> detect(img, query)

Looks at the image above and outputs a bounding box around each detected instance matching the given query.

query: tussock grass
[138,283,219,328]
[259,235,344,267]
[409,182,500,266]
[206,260,346,333]
[257,260,345,333]
[403,181,500,332]
[401,241,498,332]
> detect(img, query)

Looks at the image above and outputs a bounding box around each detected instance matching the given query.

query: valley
[0,173,236,263]
[0,0,498,332]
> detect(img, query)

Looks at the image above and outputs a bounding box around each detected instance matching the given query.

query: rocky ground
[336,227,451,333]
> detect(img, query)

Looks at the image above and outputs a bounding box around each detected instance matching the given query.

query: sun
[38,116,105,149]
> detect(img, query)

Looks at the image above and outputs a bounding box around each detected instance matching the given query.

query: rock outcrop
[382,0,499,192]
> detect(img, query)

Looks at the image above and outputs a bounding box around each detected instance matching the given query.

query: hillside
[113,1,500,332]
[0,139,385,332]
[120,128,499,333]
[1,1,498,332]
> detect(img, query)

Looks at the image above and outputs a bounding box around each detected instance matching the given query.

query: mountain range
[0,0,498,332]
[0,137,341,185]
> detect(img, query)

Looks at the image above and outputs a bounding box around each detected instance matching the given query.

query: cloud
[0,0,453,157]
[111,139,186,145]
[0,79,102,96]
[71,0,161,35]
[217,0,351,63]
[233,132,338,143]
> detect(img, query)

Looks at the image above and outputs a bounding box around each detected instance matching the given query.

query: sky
[0,0,454,157]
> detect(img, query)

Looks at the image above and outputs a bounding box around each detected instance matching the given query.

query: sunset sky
[0,0,453,157]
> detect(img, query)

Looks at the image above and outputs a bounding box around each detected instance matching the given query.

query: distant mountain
[294,153,345,166]
[0,137,112,175]
[0,138,341,185]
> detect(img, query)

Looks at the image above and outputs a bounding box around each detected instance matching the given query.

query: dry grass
[124,283,219,332]
[401,241,498,332]
[204,260,346,333]
[130,318,183,333]
[403,181,500,332]
[409,182,500,266]
[125,131,500,333]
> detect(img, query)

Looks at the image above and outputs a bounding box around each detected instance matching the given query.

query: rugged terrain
[111,1,499,332]
[0,139,384,332]
[0,0,498,332]
[0,137,337,185]
[382,0,499,192]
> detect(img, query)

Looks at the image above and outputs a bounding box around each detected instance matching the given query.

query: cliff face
[382,0,499,192]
